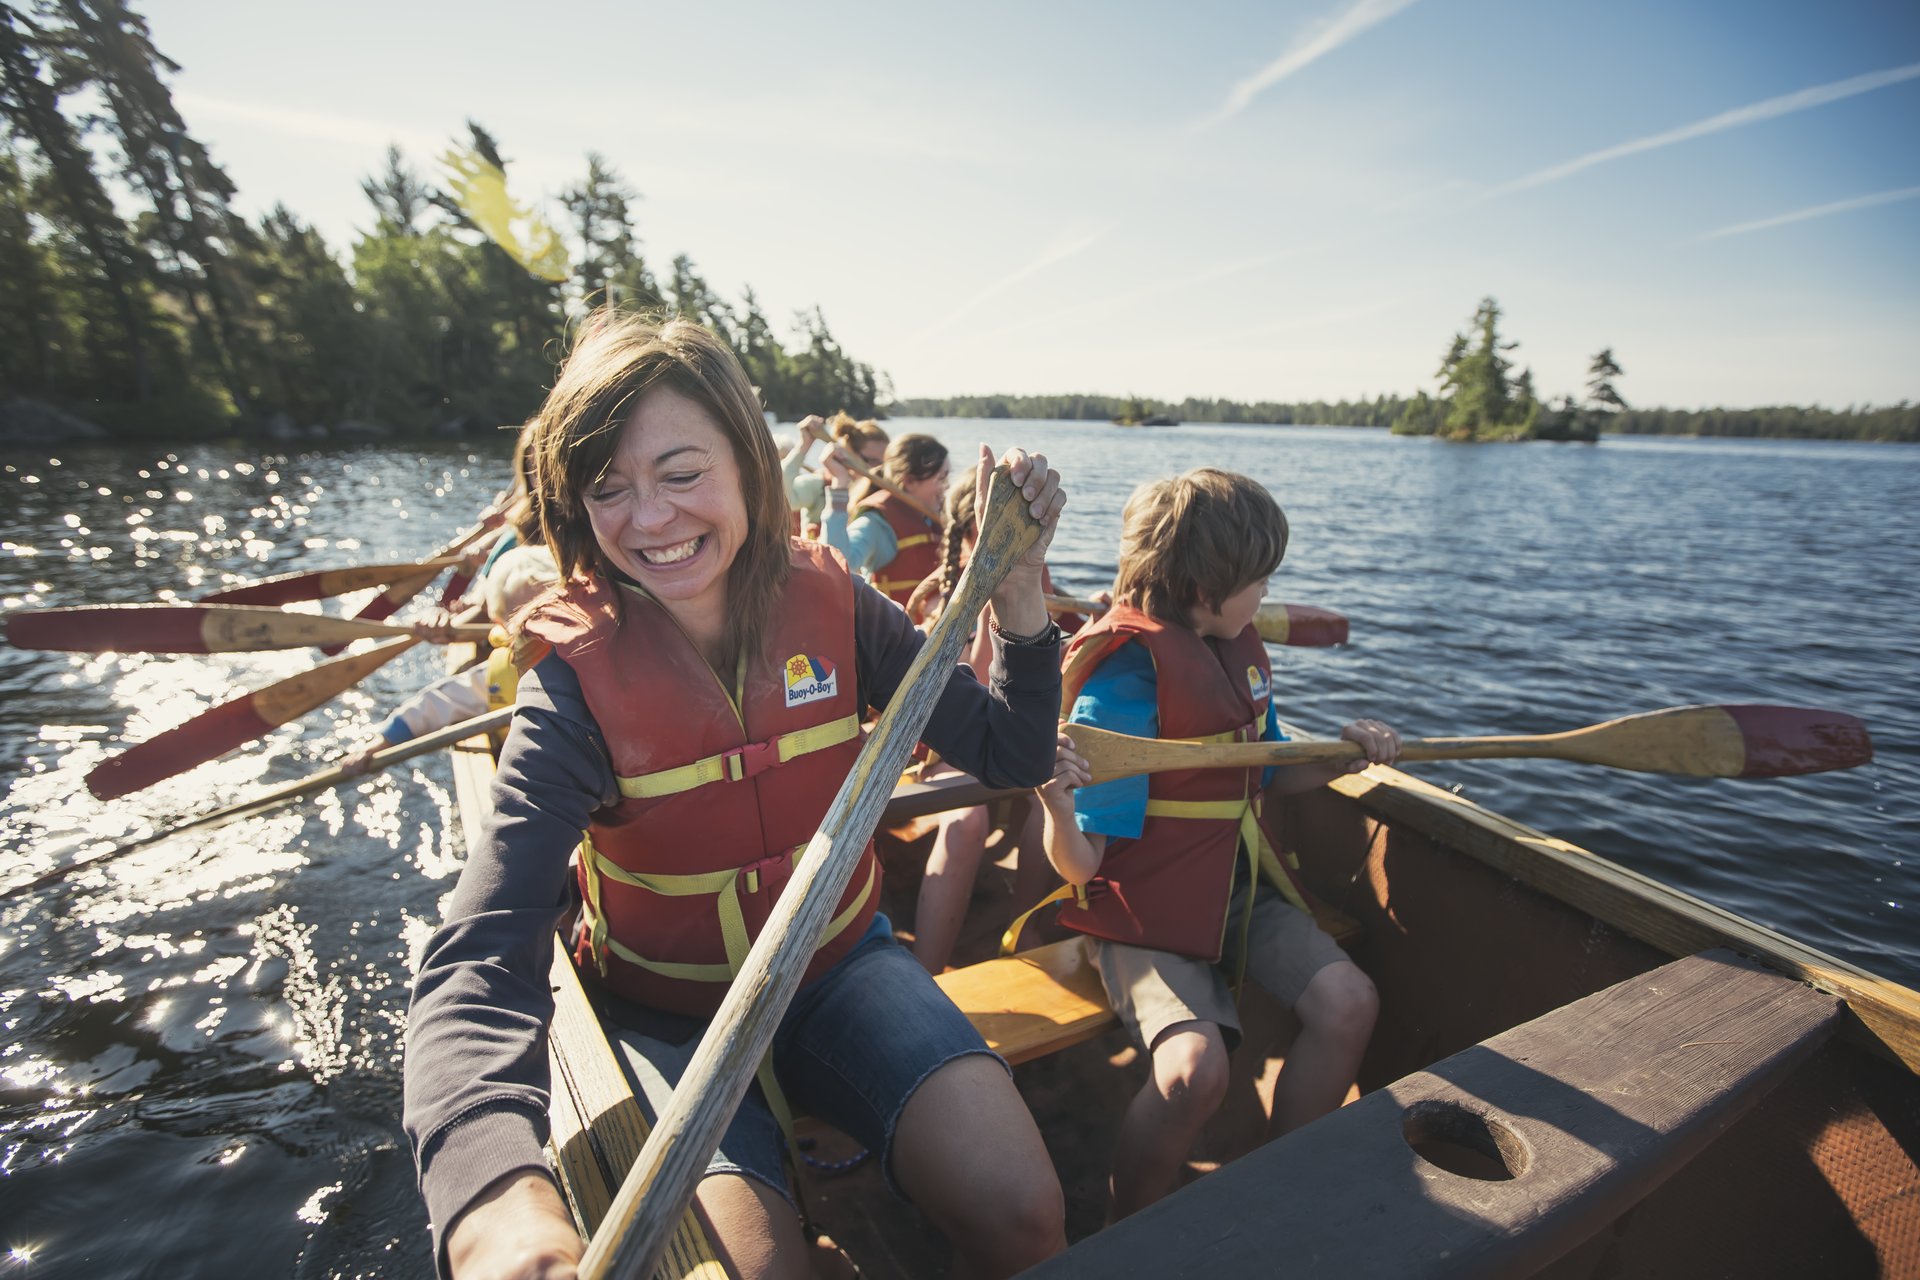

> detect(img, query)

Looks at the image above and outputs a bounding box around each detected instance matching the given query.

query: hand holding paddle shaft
[580,460,1052,1280]
[7,602,491,654]
[1042,593,1349,647]
[1062,705,1873,786]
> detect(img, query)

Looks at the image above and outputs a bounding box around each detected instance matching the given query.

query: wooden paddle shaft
[1070,704,1872,785]
[802,418,942,522]
[580,465,1044,1280]
[7,706,515,898]
[1041,594,1350,648]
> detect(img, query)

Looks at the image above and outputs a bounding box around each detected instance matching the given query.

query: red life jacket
[1058,604,1313,962]
[520,544,878,1016]
[852,491,940,607]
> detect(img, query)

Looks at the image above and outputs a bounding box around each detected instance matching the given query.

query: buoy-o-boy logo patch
[1246,665,1270,702]
[784,654,839,707]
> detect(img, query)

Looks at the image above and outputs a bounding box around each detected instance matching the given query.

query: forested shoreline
[891,394,1917,442]
[4,3,1911,448]
[0,0,882,443]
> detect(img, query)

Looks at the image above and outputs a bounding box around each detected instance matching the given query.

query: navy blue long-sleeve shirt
[402,576,1059,1267]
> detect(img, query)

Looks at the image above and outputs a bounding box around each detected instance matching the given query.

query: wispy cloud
[174,91,444,157]
[1699,184,1920,240]
[906,228,1109,346]
[1190,0,1422,133]
[1493,61,1920,196]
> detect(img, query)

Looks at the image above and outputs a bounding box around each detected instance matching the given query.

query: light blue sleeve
[1261,697,1287,787]
[824,507,898,576]
[1066,645,1158,840]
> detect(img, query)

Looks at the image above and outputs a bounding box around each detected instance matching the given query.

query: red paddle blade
[8,605,216,654]
[85,638,416,800]
[1723,705,1874,778]
[86,697,277,800]
[1275,604,1349,647]
[201,559,455,606]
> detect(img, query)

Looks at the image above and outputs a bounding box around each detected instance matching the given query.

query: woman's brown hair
[1112,468,1288,626]
[535,309,791,666]
[856,432,948,509]
[506,418,544,546]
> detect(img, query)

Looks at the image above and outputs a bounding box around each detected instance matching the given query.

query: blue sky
[140,0,1919,408]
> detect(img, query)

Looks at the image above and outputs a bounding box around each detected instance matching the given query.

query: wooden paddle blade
[1255,603,1348,647]
[1722,705,1873,778]
[201,558,462,605]
[4,603,445,653]
[85,636,420,800]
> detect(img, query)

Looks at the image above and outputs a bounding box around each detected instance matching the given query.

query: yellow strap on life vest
[580,846,878,983]
[614,714,861,800]
[999,880,1083,956]
[892,533,932,551]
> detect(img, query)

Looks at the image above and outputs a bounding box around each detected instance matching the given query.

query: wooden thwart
[937,903,1364,1066]
[1024,948,1842,1278]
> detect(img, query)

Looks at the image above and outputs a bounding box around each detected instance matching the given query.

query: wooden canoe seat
[937,901,1364,1066]
[1021,948,1844,1278]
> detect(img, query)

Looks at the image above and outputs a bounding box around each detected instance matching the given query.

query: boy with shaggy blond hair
[1037,467,1400,1218]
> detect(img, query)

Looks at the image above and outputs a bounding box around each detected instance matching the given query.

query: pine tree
[1587,347,1626,411]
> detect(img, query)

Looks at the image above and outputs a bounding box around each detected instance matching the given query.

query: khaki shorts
[1088,880,1349,1053]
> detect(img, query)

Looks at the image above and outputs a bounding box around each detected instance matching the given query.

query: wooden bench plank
[546,928,730,1278]
[937,902,1364,1066]
[1024,948,1843,1278]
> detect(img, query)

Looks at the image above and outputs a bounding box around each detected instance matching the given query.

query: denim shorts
[598,914,1003,1206]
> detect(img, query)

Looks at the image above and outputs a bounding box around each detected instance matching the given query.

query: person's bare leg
[691,1172,812,1280]
[1269,960,1377,1138]
[914,804,990,972]
[891,1054,1066,1278]
[1107,1021,1229,1220]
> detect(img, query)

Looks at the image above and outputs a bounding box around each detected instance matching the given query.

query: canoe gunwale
[1314,761,1920,1074]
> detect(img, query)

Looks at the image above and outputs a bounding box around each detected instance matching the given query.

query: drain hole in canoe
[1400,1100,1529,1181]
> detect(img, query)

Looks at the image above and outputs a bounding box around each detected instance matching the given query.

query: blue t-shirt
[1068,642,1283,840]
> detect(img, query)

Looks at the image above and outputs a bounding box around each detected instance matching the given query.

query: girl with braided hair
[906,470,1082,972]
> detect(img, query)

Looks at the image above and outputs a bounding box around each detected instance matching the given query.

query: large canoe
[442,642,1920,1278]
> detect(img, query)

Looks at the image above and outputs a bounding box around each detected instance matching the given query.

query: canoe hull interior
[441,641,1918,1278]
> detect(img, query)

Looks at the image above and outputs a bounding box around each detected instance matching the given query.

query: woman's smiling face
[585,386,748,620]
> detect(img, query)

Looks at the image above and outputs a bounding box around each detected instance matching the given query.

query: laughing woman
[402,311,1070,1280]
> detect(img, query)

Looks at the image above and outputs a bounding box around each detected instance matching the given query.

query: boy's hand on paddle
[1339,719,1403,773]
[1039,729,1090,802]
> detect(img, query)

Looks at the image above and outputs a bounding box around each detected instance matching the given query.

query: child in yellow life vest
[1035,468,1402,1221]
[339,544,558,774]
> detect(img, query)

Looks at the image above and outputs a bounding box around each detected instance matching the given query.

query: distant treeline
[889,394,1918,442]
[0,0,882,439]
[886,394,1412,427]
[1607,405,1918,442]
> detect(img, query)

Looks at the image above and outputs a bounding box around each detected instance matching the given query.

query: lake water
[1,423,1914,1276]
